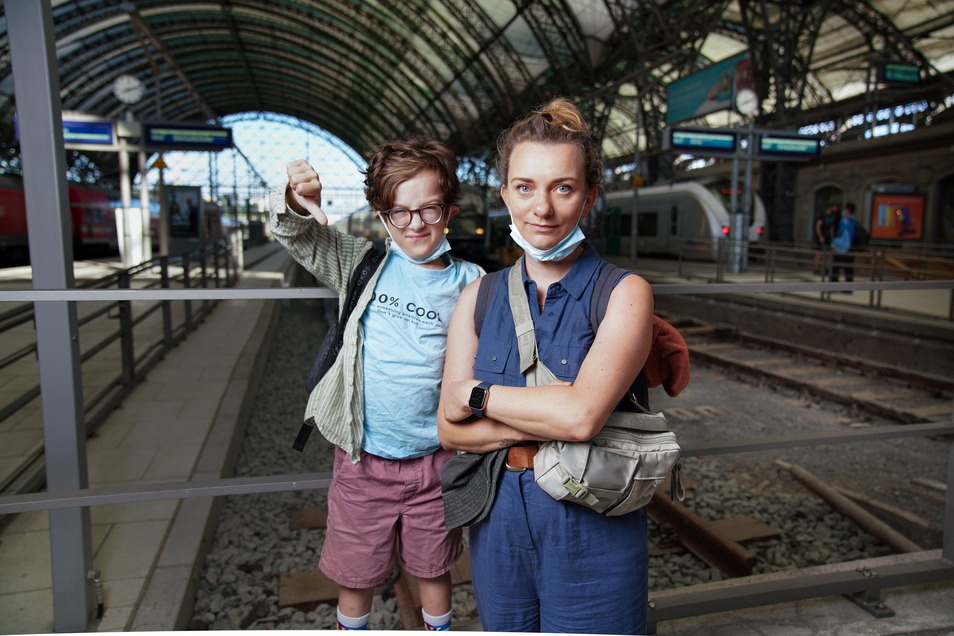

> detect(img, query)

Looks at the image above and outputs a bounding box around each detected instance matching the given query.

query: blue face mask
[509,223,585,261]
[508,197,589,262]
[383,220,452,264]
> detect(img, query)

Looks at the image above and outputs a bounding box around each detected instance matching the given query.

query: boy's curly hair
[363,138,461,212]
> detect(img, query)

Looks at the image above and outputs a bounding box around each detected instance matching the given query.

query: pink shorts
[319,446,463,588]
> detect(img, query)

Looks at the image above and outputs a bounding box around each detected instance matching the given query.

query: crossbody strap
[507,257,539,374]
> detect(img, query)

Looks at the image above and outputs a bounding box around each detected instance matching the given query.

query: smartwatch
[468,382,492,418]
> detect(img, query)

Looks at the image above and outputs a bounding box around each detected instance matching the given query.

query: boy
[268,139,483,630]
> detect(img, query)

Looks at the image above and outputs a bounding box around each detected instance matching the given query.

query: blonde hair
[495,97,603,190]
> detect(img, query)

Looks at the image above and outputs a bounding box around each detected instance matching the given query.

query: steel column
[4,0,95,630]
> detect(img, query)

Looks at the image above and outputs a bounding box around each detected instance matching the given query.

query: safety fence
[673,239,954,320]
[0,270,951,633]
[0,237,239,498]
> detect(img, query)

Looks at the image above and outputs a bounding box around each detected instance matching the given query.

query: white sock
[422,608,452,631]
[336,607,370,630]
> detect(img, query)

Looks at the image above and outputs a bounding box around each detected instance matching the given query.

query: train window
[637,212,657,237]
[619,215,632,235]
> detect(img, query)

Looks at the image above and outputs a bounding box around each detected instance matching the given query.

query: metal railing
[0,268,951,633]
[672,239,954,320]
[0,236,240,497]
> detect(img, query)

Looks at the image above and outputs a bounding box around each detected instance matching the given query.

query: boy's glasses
[381,204,446,228]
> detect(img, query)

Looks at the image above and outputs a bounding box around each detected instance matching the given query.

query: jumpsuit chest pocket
[473,344,519,384]
[542,344,586,382]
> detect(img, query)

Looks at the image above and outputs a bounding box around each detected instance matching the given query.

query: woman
[438,97,654,634]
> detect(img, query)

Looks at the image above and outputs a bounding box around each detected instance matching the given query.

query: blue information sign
[63,120,114,145]
[144,123,233,150]
[759,134,820,157]
[670,128,738,154]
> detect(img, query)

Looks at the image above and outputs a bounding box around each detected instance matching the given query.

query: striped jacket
[267,186,482,462]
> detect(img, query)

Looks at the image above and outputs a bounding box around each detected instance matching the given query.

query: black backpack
[850,218,870,249]
[294,247,386,452]
[473,262,649,410]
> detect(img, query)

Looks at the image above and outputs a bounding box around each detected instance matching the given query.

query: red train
[0,175,118,262]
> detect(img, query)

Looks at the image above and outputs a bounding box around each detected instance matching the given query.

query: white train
[601,181,767,260]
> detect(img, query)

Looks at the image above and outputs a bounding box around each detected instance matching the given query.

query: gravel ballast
[189,290,950,631]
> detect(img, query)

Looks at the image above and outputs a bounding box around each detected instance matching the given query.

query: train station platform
[0,242,952,635]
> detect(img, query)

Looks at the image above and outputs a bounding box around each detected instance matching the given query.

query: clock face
[734,88,759,116]
[113,74,144,105]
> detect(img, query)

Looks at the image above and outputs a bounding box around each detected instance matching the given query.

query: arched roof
[1,0,952,167]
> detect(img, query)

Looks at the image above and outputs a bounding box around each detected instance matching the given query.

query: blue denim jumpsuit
[469,245,649,634]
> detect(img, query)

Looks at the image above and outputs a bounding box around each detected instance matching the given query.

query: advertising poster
[666,51,753,124]
[870,193,924,240]
[166,185,202,239]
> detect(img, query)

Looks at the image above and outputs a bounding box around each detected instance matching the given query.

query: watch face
[114,74,144,105]
[469,386,487,409]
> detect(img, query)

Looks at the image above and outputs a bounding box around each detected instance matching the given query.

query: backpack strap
[591,263,650,410]
[473,268,505,338]
[340,247,386,321]
[589,263,630,331]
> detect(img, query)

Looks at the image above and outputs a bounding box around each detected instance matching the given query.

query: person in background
[438,97,655,634]
[268,140,483,631]
[813,203,839,274]
[829,201,857,290]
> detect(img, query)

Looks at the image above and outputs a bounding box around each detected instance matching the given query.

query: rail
[0,272,951,633]
[671,238,954,321]
[0,236,240,496]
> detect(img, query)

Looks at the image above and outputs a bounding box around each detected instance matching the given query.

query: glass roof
[1,0,951,170]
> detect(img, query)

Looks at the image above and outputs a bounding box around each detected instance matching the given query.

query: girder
[0,0,950,169]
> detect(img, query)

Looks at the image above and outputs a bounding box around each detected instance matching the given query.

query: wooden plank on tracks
[708,517,780,544]
[289,508,328,530]
[772,366,819,377]
[907,402,954,418]
[690,343,737,352]
[677,326,719,336]
[278,570,339,608]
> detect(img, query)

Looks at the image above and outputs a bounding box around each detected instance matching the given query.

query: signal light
[721,226,730,235]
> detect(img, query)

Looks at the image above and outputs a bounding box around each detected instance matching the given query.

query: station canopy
[0,0,952,171]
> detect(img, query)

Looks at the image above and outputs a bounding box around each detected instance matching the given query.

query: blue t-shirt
[361,253,482,459]
[473,245,606,388]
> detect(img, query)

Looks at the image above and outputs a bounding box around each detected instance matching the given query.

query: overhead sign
[15,116,115,146]
[758,134,820,158]
[666,51,754,124]
[144,123,233,151]
[877,61,920,85]
[670,128,738,154]
[63,119,114,145]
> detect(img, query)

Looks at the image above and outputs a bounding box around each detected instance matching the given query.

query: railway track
[191,299,953,631]
[665,314,954,426]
